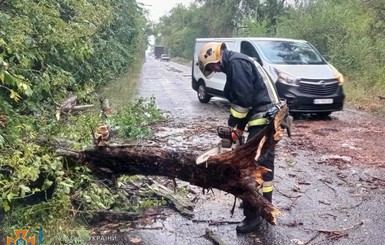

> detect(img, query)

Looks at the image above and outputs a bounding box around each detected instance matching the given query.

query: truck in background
[154,45,165,59]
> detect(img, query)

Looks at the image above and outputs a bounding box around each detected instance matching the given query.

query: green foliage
[155,3,208,59]
[137,197,168,209]
[239,18,270,37]
[71,166,117,211]
[154,0,290,59]
[1,96,164,241]
[111,97,163,139]
[0,0,147,110]
[3,194,90,244]
[0,0,152,240]
[275,0,385,100]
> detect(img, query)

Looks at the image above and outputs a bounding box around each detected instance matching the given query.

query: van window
[253,40,326,65]
[240,41,262,65]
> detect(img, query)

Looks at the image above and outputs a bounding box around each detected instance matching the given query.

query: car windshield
[252,40,326,65]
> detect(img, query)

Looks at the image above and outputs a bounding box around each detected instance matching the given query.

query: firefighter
[198,42,280,233]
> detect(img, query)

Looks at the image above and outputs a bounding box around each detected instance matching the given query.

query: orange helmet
[198,42,227,77]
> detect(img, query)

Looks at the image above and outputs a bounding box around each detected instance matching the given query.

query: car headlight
[276,71,299,87]
[329,63,344,86]
[334,71,344,86]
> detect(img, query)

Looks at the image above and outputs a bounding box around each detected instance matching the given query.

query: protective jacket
[221,50,280,130]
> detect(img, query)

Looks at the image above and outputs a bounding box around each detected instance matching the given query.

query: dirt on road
[97,57,385,245]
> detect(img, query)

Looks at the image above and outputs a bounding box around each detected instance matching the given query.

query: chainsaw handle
[231,130,244,145]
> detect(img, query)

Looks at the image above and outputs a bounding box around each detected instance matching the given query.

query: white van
[192,37,345,117]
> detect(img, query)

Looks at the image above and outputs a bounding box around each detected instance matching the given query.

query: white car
[160,54,170,62]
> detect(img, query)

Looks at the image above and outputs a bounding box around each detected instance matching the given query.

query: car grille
[297,103,344,111]
[299,79,339,96]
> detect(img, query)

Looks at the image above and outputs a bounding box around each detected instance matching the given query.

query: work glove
[263,105,280,119]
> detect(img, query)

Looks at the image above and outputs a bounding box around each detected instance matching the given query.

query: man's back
[221,49,276,108]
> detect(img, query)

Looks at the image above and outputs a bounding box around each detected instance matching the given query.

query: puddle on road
[98,69,141,109]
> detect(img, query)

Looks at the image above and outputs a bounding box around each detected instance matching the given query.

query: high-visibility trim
[248,117,268,126]
[262,181,274,193]
[261,69,279,103]
[252,60,280,103]
[263,186,273,193]
[230,104,249,119]
[262,181,273,193]
[230,108,248,119]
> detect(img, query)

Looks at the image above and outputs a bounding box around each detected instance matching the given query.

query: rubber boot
[236,201,262,234]
[236,215,263,234]
[263,191,273,203]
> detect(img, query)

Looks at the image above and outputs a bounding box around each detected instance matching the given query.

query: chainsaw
[196,126,244,164]
[195,101,292,164]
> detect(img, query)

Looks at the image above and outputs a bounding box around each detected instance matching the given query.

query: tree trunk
[64,104,289,225]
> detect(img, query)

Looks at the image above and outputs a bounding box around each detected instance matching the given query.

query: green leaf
[20,185,31,192]
[7,192,14,202]
[10,89,21,102]
[63,185,71,194]
[83,194,92,203]
[3,71,13,85]
[24,87,33,96]
[3,201,10,212]
[20,184,31,197]
[0,134,4,146]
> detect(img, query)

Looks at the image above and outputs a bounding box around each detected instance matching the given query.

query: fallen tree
[60,104,289,225]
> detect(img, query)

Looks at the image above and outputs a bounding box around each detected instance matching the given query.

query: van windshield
[252,40,326,65]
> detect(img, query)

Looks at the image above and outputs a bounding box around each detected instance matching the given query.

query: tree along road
[127,57,385,245]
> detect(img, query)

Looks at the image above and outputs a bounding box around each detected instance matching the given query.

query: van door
[240,41,263,66]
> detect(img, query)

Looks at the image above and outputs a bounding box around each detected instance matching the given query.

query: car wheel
[198,84,211,103]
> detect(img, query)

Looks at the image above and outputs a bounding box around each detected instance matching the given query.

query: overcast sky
[139,0,195,22]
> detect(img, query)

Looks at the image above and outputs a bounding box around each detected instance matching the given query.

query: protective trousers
[242,125,275,218]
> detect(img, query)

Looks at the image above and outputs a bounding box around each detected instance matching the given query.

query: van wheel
[197,84,211,103]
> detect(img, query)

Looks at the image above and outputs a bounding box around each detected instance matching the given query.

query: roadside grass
[344,79,385,117]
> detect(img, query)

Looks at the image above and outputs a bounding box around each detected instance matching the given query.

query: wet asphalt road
[129,57,385,245]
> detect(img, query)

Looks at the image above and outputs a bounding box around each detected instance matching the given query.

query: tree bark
[63,104,289,225]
